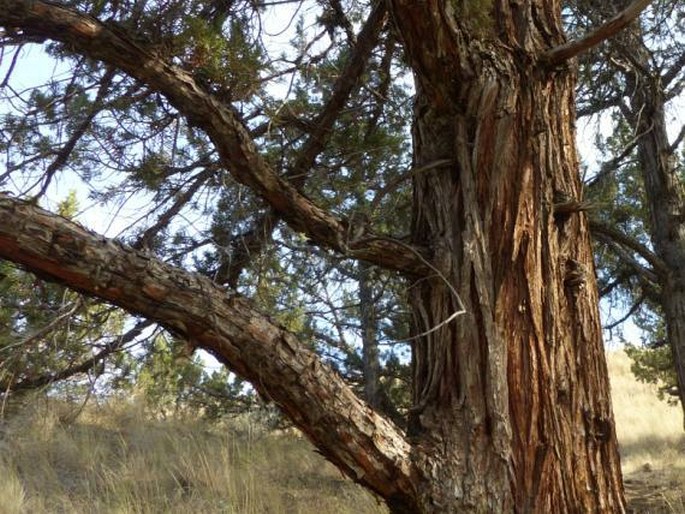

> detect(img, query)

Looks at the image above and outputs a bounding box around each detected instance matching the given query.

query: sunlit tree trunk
[392,1,625,510]
[635,82,685,415]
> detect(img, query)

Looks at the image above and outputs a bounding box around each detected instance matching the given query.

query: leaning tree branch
[668,122,685,155]
[589,218,667,279]
[0,0,425,275]
[216,1,389,285]
[584,132,642,190]
[0,192,416,507]
[540,0,652,67]
[604,292,645,332]
[591,230,661,287]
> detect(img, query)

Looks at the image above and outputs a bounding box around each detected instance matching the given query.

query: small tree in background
[571,0,685,417]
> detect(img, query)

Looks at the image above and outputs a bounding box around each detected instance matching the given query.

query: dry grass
[0,399,385,514]
[608,350,685,513]
[0,351,681,513]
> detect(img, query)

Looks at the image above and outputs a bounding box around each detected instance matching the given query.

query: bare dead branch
[540,0,653,67]
[589,218,667,279]
[590,220,668,284]
[3,318,154,392]
[133,166,215,250]
[584,132,642,190]
[605,293,645,332]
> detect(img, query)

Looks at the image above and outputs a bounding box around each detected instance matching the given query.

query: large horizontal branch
[0,0,425,275]
[0,193,416,507]
[540,0,652,67]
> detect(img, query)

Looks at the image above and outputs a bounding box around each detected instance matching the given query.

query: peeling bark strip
[0,194,416,509]
[0,0,422,275]
[390,0,626,511]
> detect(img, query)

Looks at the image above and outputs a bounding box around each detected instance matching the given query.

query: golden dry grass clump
[608,351,685,513]
[0,399,385,514]
[0,351,682,513]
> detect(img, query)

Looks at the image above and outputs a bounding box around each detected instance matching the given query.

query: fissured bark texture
[391,1,625,511]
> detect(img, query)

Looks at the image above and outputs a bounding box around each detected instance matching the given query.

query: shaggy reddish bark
[390,1,627,509]
[0,0,653,511]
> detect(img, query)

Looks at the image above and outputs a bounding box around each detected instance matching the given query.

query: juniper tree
[0,0,655,511]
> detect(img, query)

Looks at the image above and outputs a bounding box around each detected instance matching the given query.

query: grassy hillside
[0,399,386,514]
[0,351,682,513]
[608,351,685,513]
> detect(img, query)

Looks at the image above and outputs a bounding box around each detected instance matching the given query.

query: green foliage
[625,344,679,403]
[0,194,128,399]
[0,260,123,398]
[134,334,258,420]
[0,0,418,422]
[57,190,79,218]
[133,151,172,190]
[574,0,685,409]
[181,17,264,100]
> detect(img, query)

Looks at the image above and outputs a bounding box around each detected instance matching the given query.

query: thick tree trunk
[391,1,625,511]
[635,89,685,414]
[663,288,685,419]
[637,93,685,420]
[0,1,637,512]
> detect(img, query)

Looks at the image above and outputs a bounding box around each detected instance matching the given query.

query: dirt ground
[624,467,685,513]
